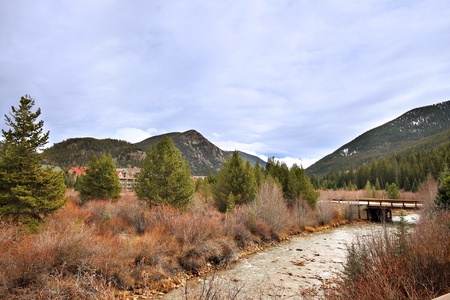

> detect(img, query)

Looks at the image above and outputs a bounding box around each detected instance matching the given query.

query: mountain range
[44,129,266,176]
[306,100,450,177]
[44,99,450,177]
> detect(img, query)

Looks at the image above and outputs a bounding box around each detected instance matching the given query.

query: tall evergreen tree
[77,154,122,202]
[134,136,194,208]
[266,157,289,196]
[212,151,256,212]
[364,180,374,198]
[435,165,450,210]
[287,164,318,208]
[435,175,450,210]
[403,177,411,191]
[0,95,66,223]
[387,183,401,199]
[253,161,265,187]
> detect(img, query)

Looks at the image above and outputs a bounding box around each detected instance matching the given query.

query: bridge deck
[331,198,423,221]
[332,198,423,209]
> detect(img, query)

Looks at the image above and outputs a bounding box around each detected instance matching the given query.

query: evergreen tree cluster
[265,158,318,207]
[210,154,318,212]
[211,151,257,212]
[312,142,450,191]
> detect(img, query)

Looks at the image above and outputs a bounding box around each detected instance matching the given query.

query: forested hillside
[307,100,450,177]
[312,141,450,190]
[43,138,145,170]
[44,130,266,175]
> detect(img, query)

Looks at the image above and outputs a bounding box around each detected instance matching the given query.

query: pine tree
[265,157,289,196]
[253,161,265,187]
[403,177,411,192]
[375,178,381,191]
[387,183,401,199]
[364,180,373,198]
[77,154,122,202]
[134,136,194,208]
[287,164,318,208]
[0,95,66,223]
[411,179,418,193]
[212,151,256,212]
[435,165,450,210]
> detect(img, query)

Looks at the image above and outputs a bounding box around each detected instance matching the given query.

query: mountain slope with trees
[44,129,266,175]
[44,137,145,170]
[307,100,450,177]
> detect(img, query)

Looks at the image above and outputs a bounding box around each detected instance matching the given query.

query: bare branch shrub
[115,194,147,234]
[0,215,99,296]
[289,197,318,230]
[222,207,253,248]
[340,203,359,221]
[316,202,338,226]
[171,209,222,246]
[416,173,438,214]
[326,211,450,299]
[250,177,289,234]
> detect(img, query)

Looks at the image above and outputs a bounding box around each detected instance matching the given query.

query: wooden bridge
[331,198,423,222]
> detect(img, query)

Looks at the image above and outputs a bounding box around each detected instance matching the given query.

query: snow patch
[340,148,357,157]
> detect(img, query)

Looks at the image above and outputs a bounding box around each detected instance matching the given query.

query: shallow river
[165,223,386,299]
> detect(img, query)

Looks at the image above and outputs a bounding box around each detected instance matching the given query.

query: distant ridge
[135,129,266,175]
[44,130,266,176]
[306,100,450,177]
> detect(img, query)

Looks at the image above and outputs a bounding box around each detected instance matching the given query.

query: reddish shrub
[326,211,450,299]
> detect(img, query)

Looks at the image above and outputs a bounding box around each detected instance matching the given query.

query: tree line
[75,137,319,212]
[1,95,449,230]
[312,142,450,192]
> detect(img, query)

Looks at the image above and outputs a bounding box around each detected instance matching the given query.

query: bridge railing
[332,198,423,209]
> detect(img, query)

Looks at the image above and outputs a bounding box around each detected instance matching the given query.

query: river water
[165,223,386,299]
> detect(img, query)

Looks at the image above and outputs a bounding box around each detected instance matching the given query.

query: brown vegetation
[2,184,440,299]
[323,177,450,300]
[0,188,344,299]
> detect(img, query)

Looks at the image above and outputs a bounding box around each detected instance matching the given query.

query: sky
[1,1,450,168]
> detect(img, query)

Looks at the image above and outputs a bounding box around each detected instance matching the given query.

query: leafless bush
[316,202,338,226]
[179,239,238,274]
[115,195,147,234]
[0,216,99,296]
[340,203,359,221]
[222,207,253,248]
[416,173,438,214]
[325,211,450,299]
[38,272,116,300]
[289,198,318,230]
[171,208,223,246]
[250,177,289,234]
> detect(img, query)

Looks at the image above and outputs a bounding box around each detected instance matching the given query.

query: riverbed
[165,223,387,299]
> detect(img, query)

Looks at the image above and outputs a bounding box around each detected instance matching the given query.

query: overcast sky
[1,1,449,168]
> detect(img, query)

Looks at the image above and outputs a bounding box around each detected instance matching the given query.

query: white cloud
[212,139,268,156]
[276,157,318,169]
[112,127,162,143]
[1,0,449,165]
